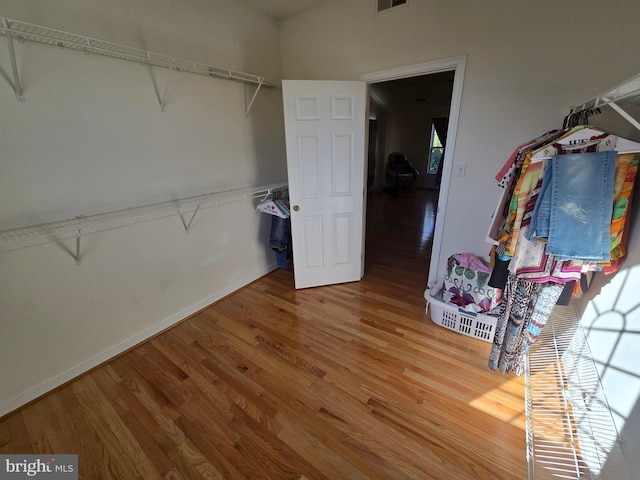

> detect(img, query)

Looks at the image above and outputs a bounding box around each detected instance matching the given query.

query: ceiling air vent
[377,0,408,13]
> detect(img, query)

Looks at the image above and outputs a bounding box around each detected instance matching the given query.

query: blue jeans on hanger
[545,151,616,261]
[270,215,291,267]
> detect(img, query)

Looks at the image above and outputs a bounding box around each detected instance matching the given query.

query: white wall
[0,0,286,415]
[279,0,640,279]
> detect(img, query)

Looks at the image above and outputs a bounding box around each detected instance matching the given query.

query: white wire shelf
[569,73,640,133]
[0,16,276,88]
[525,306,631,480]
[0,181,288,260]
[573,72,640,112]
[0,15,276,113]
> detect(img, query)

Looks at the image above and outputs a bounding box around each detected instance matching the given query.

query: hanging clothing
[488,273,563,375]
[270,215,291,268]
[503,177,582,284]
[494,127,610,251]
[511,226,583,283]
[494,129,562,185]
[527,161,553,240]
[534,151,617,262]
[490,130,566,252]
[608,153,639,261]
[505,159,543,257]
[486,126,640,375]
[489,274,541,374]
[494,151,535,255]
[519,280,565,363]
[488,256,510,290]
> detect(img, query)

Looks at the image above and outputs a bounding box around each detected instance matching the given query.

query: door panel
[332,134,353,195]
[333,213,352,265]
[299,135,321,197]
[282,80,367,289]
[302,216,324,268]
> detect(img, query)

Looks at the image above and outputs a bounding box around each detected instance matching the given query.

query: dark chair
[385,152,420,195]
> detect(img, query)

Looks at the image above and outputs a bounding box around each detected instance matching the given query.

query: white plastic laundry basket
[424,286,498,343]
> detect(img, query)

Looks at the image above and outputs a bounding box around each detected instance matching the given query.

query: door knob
[293,205,300,212]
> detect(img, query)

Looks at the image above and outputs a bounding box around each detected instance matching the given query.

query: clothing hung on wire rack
[256,190,292,268]
[486,125,640,374]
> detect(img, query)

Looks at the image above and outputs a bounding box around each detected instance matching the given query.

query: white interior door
[282,80,367,289]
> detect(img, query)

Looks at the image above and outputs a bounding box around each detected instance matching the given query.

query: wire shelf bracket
[1,17,24,102]
[74,229,82,265]
[177,203,200,233]
[159,65,175,112]
[245,78,264,117]
[0,16,277,112]
[0,181,288,264]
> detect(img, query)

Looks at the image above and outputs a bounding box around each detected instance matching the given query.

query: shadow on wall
[579,265,640,476]
[573,175,640,478]
[245,84,288,186]
[605,392,640,479]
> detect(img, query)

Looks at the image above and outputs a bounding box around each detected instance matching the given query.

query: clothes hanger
[273,198,290,217]
[256,189,290,218]
[531,123,640,162]
[528,125,590,162]
[562,107,602,129]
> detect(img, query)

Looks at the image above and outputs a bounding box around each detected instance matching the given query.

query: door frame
[359,54,467,284]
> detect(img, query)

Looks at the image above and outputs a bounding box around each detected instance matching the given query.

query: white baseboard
[0,263,277,418]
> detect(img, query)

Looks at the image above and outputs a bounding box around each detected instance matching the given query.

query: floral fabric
[442,254,502,313]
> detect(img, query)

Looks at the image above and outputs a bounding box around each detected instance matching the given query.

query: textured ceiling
[240,0,331,21]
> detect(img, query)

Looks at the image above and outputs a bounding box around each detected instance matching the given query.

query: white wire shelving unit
[525,307,630,480]
[0,16,277,113]
[524,73,640,479]
[0,181,288,264]
[0,16,287,262]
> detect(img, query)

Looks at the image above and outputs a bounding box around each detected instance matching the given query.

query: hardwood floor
[0,189,527,479]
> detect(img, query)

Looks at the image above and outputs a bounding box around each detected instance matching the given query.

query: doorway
[360,55,466,284]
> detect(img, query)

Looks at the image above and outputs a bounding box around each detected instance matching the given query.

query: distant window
[377,0,408,14]
[427,124,444,174]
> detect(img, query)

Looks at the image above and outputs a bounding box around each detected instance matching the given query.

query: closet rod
[0,16,277,92]
[0,181,288,256]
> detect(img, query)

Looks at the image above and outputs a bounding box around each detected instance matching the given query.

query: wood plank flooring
[0,189,527,479]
